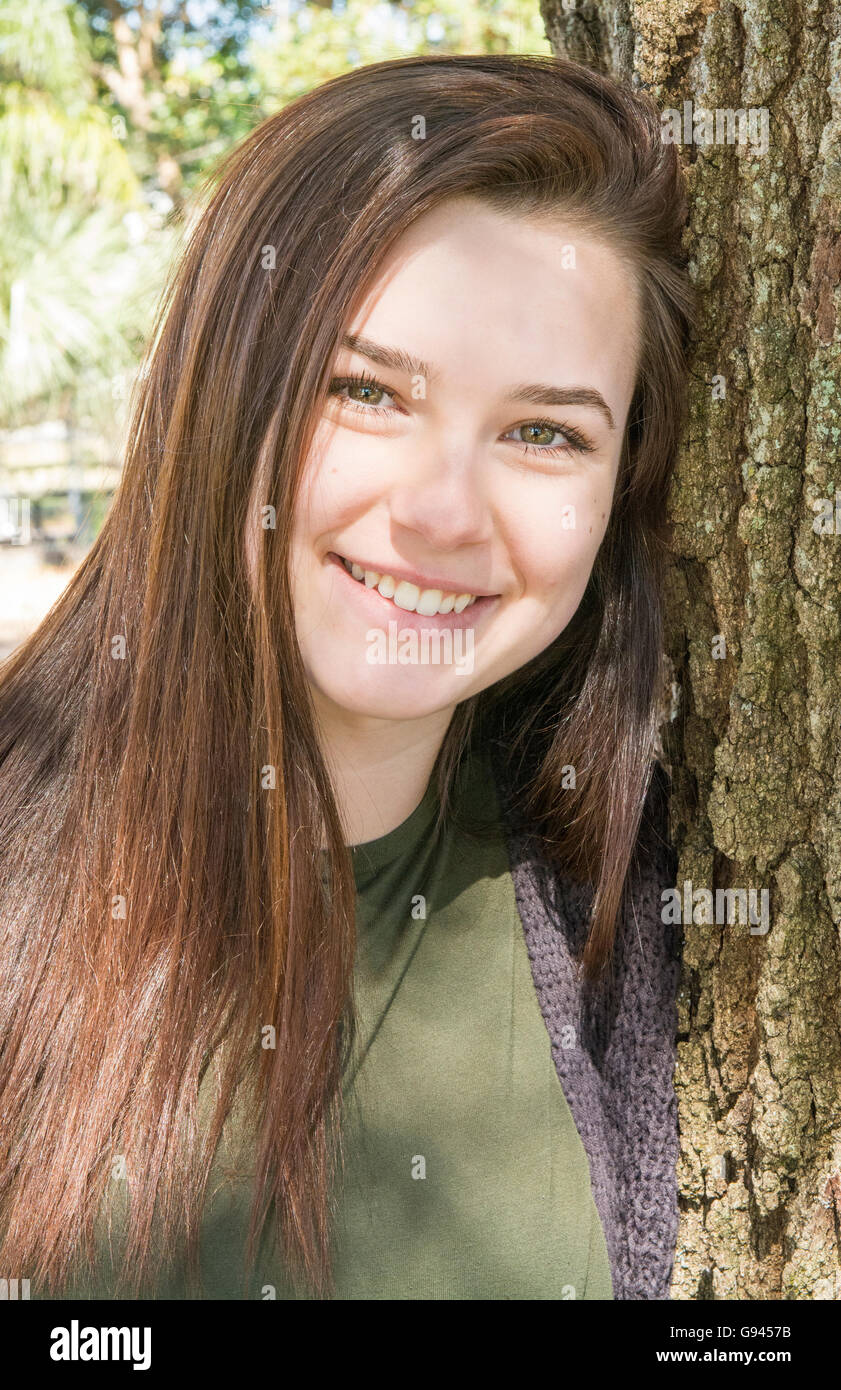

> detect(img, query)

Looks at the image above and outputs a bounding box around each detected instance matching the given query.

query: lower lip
[324,553,499,630]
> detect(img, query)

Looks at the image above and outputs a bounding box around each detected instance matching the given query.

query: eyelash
[327,372,597,458]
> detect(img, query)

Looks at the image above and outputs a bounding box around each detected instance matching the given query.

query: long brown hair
[0,53,693,1299]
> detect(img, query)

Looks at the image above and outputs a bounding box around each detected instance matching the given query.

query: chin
[309,659,476,722]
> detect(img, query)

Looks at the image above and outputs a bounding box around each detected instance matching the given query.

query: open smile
[326,552,500,626]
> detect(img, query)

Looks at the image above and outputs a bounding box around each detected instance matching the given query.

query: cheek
[505,473,614,609]
[292,427,381,541]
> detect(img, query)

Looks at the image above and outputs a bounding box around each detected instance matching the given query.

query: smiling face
[289,196,642,727]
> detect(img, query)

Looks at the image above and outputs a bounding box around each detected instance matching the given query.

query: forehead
[347,197,642,419]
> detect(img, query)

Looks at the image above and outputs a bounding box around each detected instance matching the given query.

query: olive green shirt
[46,748,612,1300]
[325,747,613,1300]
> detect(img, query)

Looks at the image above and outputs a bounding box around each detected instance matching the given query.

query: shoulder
[489,740,681,983]
[488,743,682,1299]
[488,736,676,893]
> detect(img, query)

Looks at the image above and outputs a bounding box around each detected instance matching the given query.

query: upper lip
[332,551,498,597]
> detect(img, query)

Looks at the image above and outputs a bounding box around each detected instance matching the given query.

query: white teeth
[393,581,420,611]
[339,556,480,615]
[416,589,443,616]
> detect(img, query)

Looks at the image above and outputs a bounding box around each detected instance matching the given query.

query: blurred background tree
[0,0,168,430]
[75,0,549,208]
[1,0,551,434]
[0,0,550,655]
[1,0,550,428]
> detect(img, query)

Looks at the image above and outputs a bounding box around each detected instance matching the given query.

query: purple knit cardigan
[490,751,682,1301]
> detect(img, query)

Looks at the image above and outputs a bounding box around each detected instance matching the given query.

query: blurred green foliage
[0,0,550,434]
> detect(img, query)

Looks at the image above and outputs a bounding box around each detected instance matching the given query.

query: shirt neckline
[349,773,441,888]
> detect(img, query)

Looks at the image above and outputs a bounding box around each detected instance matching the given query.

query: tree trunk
[540,0,841,1298]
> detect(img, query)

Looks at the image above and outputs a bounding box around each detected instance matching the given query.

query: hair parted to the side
[0,53,694,1300]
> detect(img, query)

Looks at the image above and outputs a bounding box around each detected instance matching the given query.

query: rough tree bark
[539,0,841,1298]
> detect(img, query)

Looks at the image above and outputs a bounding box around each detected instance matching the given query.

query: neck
[310,690,455,847]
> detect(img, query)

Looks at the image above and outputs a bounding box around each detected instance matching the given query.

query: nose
[387,442,494,552]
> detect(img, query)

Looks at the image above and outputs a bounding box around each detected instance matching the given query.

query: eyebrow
[340,333,616,431]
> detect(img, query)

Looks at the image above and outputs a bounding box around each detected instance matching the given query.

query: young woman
[0,52,694,1301]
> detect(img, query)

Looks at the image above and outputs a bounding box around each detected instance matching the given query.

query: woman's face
[289,196,641,725]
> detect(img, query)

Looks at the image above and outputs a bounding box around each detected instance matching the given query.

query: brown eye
[327,374,398,415]
[346,381,386,406]
[504,418,596,458]
[516,423,558,447]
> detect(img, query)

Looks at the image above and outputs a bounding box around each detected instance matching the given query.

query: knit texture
[490,751,683,1301]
